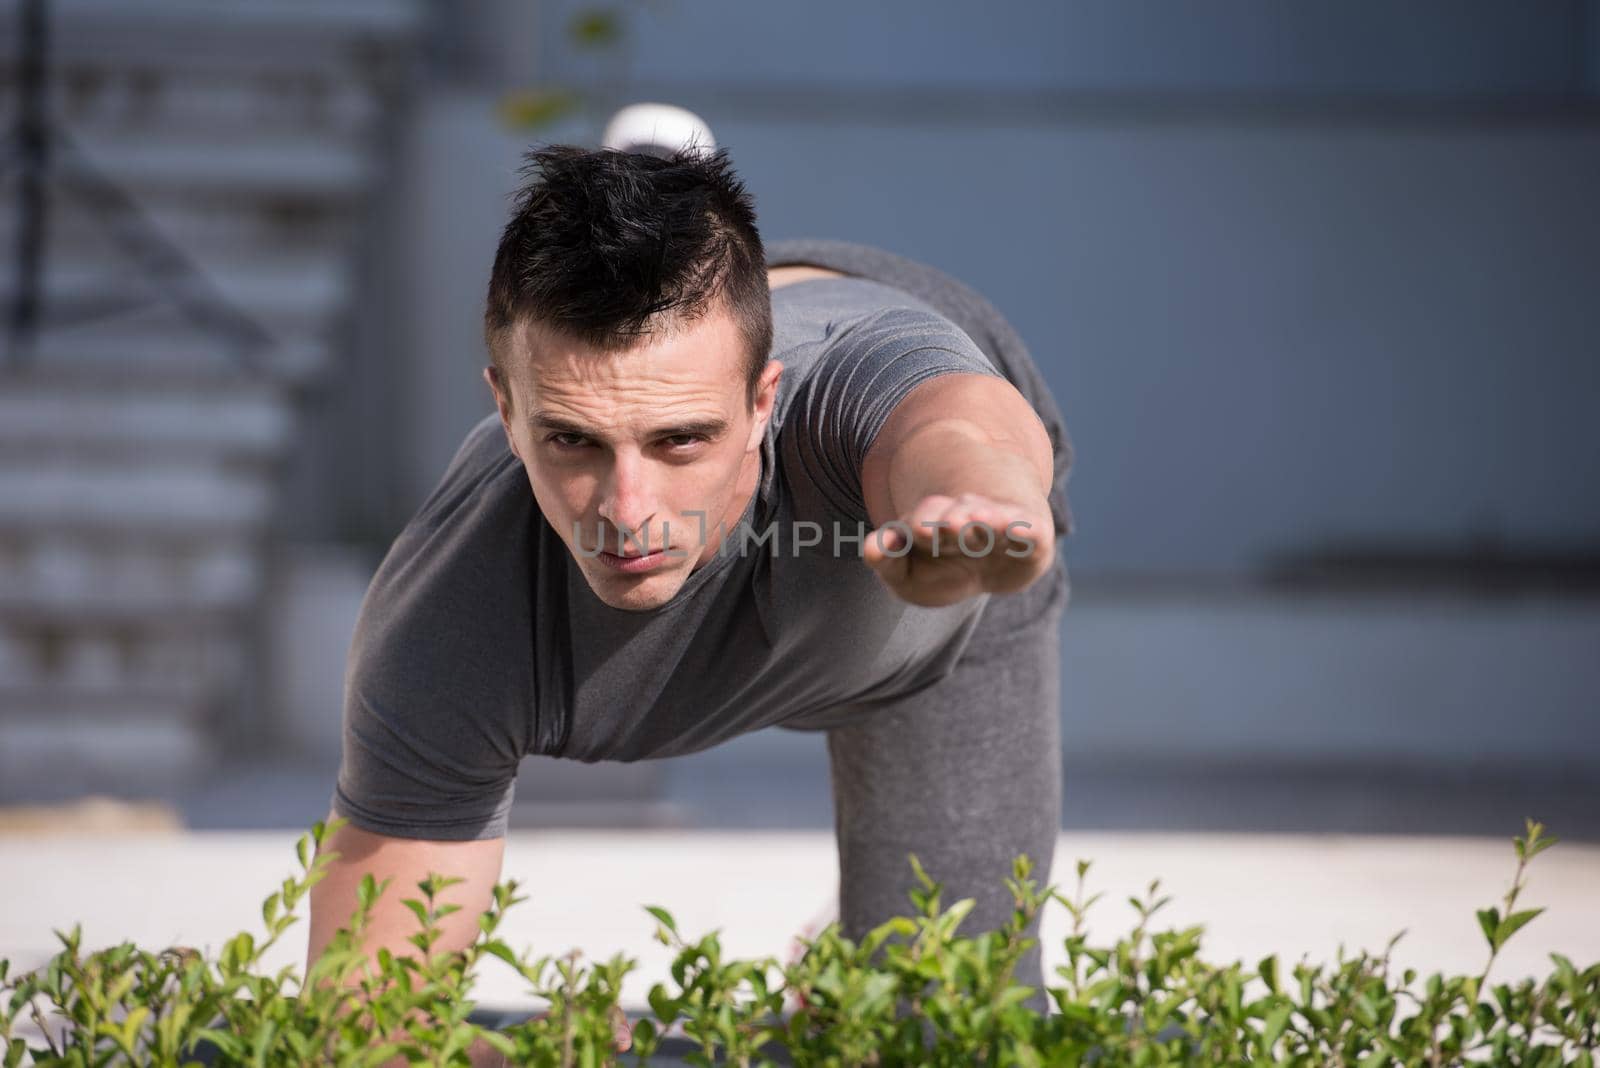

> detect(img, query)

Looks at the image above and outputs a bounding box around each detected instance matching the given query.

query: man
[307,106,1074,1056]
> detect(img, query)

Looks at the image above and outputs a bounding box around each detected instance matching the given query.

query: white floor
[3,830,1596,1014]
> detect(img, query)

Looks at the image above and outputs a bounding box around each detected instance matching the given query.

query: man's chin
[576,559,686,611]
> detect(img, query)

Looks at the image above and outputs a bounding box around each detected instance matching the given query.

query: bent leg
[823,559,1066,1014]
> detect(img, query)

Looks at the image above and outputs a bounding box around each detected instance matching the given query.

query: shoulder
[773,287,1001,419]
[827,305,998,373]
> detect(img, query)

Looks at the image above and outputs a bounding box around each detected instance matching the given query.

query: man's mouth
[596,547,671,573]
[593,532,674,558]
[602,543,669,559]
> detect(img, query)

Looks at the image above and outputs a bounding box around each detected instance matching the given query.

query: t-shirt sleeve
[330,414,535,841]
[784,306,1005,523]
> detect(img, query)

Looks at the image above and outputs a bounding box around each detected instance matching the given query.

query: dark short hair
[484,144,772,408]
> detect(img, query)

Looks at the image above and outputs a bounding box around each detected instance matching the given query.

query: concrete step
[0,535,265,616]
[3,257,346,334]
[0,70,384,140]
[0,380,294,457]
[0,0,424,77]
[0,622,249,689]
[9,331,330,387]
[0,677,216,718]
[0,456,276,533]
[0,708,218,802]
[66,128,373,202]
[0,197,357,266]
[0,594,254,628]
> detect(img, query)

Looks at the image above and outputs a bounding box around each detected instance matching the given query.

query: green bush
[2,818,1595,1066]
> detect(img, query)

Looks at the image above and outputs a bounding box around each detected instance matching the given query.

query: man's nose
[596,457,657,545]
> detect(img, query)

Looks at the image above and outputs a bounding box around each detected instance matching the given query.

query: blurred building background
[1,0,1596,838]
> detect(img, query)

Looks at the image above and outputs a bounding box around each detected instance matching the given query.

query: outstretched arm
[859,372,1056,607]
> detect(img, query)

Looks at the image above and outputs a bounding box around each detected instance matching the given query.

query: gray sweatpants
[766,240,1074,1015]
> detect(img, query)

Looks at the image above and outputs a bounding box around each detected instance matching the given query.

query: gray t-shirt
[332,277,1007,840]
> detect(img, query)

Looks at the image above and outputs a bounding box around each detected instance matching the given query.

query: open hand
[862,492,1053,607]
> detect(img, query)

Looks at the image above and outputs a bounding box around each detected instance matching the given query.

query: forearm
[302,967,506,1068]
[883,418,1052,531]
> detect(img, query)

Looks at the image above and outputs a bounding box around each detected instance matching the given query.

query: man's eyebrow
[528,411,731,439]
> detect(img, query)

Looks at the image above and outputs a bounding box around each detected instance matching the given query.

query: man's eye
[548,433,589,449]
[663,435,704,449]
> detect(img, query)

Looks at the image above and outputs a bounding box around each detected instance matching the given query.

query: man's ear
[747,359,783,449]
[483,365,521,459]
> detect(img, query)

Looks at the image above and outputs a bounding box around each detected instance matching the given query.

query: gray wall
[543,0,1594,98]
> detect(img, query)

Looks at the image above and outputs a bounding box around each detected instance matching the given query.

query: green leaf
[479,1030,516,1057]
[498,88,581,133]
[1476,907,1500,947]
[568,8,623,50]
[1494,908,1544,946]
[121,1005,150,1049]
[648,984,679,1024]
[1258,955,1279,994]
[1525,831,1558,858]
[996,984,1035,1010]
[644,906,678,935]
[402,899,430,929]
[1260,1001,1292,1051]
[481,941,520,969]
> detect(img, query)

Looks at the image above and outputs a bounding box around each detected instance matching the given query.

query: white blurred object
[600,103,716,159]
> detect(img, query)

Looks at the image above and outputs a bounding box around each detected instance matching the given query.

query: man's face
[487,302,782,612]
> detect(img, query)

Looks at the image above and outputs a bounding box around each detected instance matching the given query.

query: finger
[945,516,1006,557]
[611,1003,632,1051]
[909,494,955,523]
[864,544,910,591]
[997,519,1045,560]
[938,500,1042,560]
[861,522,910,568]
[1004,530,1040,559]
[905,495,961,552]
[938,498,1029,545]
[924,497,1028,558]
